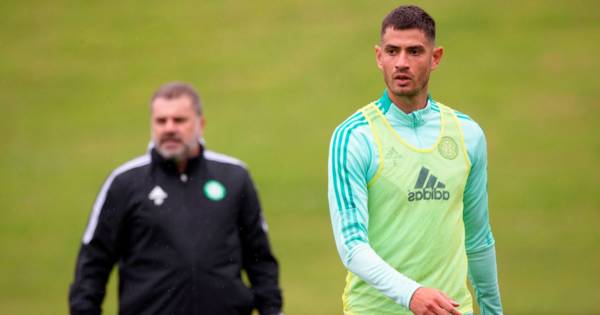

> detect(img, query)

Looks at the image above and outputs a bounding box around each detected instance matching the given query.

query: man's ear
[196,116,206,139]
[431,46,444,71]
[375,45,384,70]
[199,116,206,133]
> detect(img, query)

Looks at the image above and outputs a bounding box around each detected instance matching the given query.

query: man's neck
[389,92,429,114]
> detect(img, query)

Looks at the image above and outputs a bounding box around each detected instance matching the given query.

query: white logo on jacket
[148,186,168,205]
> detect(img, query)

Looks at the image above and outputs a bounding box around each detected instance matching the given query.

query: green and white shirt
[328,91,502,314]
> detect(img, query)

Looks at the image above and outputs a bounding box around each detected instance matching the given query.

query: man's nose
[394,52,409,70]
[164,119,177,131]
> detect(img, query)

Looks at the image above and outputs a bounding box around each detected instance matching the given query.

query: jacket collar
[150,145,204,175]
[378,90,436,128]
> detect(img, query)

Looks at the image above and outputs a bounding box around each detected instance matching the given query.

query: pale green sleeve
[462,120,503,314]
[328,116,421,308]
[327,114,371,258]
[468,246,503,314]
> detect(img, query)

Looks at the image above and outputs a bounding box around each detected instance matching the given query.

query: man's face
[151,96,204,161]
[375,28,443,99]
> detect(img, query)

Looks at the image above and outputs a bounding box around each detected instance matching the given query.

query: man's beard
[156,137,197,162]
[387,73,429,98]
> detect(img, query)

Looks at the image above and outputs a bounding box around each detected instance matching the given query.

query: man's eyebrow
[383,43,425,49]
[407,44,426,50]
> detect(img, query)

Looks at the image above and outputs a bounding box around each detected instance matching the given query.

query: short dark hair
[381,5,436,42]
[151,82,202,116]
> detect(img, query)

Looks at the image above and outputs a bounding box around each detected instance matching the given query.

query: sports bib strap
[360,102,380,120]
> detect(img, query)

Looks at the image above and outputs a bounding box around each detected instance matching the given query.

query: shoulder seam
[455,112,473,121]
[338,111,366,126]
[112,154,151,177]
[431,104,473,121]
[204,150,247,168]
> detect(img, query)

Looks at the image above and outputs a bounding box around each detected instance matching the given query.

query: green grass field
[1,1,599,314]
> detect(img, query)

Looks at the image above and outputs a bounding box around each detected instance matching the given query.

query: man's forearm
[345,243,421,308]
[467,245,503,314]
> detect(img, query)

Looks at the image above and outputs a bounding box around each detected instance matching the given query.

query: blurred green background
[1,0,599,314]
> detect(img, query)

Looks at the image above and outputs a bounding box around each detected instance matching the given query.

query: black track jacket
[69,147,282,315]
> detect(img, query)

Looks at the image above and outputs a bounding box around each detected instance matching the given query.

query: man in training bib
[328,5,503,315]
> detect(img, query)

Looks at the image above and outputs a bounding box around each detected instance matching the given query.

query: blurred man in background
[70,82,282,315]
[328,5,502,315]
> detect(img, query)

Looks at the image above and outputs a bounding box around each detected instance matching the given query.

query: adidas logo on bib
[408,167,450,202]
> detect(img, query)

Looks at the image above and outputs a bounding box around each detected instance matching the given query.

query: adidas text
[408,188,450,202]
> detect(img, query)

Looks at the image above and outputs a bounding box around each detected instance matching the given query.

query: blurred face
[375,28,443,100]
[151,96,204,161]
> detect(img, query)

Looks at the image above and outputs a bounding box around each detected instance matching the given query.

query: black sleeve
[239,171,283,315]
[69,175,129,315]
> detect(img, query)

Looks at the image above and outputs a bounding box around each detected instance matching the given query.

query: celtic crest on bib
[438,136,458,160]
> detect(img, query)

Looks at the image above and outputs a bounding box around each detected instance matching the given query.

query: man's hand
[409,287,462,315]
